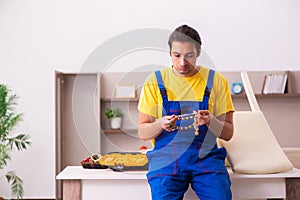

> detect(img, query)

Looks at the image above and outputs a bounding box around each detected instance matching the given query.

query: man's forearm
[208,115,233,141]
[138,119,163,141]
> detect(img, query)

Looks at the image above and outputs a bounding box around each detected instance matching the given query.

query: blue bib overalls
[146,70,232,200]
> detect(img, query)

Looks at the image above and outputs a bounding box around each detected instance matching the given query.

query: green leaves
[0,85,22,140]
[5,171,24,199]
[104,108,123,119]
[0,85,8,116]
[0,84,31,199]
[8,134,31,150]
[0,144,11,169]
[0,113,22,139]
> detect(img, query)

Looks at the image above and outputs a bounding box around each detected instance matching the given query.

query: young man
[138,25,234,200]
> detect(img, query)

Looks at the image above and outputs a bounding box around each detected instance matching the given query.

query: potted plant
[104,108,123,129]
[0,84,31,199]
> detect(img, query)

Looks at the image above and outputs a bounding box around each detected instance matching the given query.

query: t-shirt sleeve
[212,72,235,117]
[138,73,160,118]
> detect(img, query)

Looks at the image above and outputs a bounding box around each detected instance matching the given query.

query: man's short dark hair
[168,25,202,51]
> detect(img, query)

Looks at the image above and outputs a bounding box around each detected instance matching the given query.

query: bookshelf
[55,70,300,170]
[232,93,300,98]
[222,71,300,95]
[223,70,300,149]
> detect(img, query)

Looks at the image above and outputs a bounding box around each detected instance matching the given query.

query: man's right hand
[160,115,178,132]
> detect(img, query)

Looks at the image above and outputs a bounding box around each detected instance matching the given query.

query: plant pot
[111,117,122,129]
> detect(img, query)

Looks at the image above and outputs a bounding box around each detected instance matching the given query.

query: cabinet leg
[286,178,300,200]
[63,179,81,200]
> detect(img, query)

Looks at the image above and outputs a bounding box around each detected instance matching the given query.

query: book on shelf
[262,73,288,94]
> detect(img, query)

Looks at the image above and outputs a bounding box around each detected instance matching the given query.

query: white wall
[0,0,300,198]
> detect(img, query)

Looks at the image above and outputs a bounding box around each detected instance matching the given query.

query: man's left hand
[197,110,212,126]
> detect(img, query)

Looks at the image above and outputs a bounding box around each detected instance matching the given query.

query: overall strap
[204,69,215,97]
[203,69,215,110]
[155,70,169,116]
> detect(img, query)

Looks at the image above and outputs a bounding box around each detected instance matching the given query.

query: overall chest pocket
[167,101,206,115]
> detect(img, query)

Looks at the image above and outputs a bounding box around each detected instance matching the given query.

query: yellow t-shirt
[138,66,234,118]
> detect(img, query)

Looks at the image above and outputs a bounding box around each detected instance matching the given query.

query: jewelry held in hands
[170,111,199,135]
